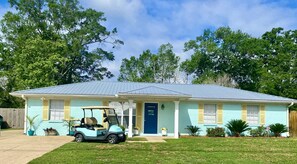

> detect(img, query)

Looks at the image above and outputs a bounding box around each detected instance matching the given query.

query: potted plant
[161,127,167,136]
[63,117,78,136]
[133,127,139,136]
[26,115,38,136]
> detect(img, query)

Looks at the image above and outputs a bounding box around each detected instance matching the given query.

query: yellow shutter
[260,104,265,125]
[103,101,109,106]
[242,104,247,121]
[217,104,223,124]
[102,101,109,128]
[64,100,71,120]
[198,103,204,124]
[42,99,49,120]
[136,102,143,131]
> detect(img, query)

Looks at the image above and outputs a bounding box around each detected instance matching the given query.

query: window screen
[204,104,217,124]
[247,105,259,125]
[49,100,64,120]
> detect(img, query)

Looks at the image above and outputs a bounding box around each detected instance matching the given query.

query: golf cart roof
[81,106,114,110]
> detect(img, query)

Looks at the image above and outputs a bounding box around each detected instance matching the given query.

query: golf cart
[73,106,126,144]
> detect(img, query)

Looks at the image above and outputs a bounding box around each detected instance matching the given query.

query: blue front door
[144,103,158,134]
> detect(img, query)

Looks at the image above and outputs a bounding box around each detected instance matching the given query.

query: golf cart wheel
[75,134,84,142]
[107,134,119,144]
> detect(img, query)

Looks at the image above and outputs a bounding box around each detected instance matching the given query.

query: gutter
[188,98,297,104]
[11,93,297,104]
[288,102,294,108]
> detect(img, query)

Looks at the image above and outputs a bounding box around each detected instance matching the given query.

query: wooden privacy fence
[289,111,297,137]
[0,108,24,129]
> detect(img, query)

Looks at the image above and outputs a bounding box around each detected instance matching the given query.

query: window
[49,100,64,120]
[204,104,217,124]
[109,102,136,128]
[247,105,259,125]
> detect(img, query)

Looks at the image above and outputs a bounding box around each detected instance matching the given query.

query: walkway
[129,136,175,143]
[0,130,73,164]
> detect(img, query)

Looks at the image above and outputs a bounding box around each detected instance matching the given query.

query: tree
[0,0,122,90]
[156,43,180,83]
[118,50,157,82]
[258,28,297,99]
[181,27,262,91]
[118,43,180,83]
[199,73,238,88]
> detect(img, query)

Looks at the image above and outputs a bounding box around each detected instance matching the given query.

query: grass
[30,137,297,163]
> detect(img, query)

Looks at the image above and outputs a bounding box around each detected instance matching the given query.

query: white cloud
[79,0,297,80]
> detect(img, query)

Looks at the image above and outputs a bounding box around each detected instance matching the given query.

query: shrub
[185,125,200,136]
[249,125,265,137]
[269,123,287,137]
[226,119,250,137]
[206,127,225,137]
[119,125,125,132]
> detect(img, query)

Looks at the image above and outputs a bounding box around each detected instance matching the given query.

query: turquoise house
[11,81,296,138]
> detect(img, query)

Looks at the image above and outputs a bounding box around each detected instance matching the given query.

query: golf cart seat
[90,117,106,130]
[84,117,93,125]
[90,117,98,124]
[84,117,106,130]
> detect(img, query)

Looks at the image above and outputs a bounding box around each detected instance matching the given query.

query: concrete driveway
[0,130,73,164]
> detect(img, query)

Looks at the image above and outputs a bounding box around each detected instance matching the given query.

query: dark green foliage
[181,27,260,91]
[249,126,266,137]
[119,125,125,132]
[118,43,180,83]
[0,0,122,107]
[206,127,225,137]
[258,28,297,100]
[181,27,297,101]
[226,119,250,137]
[185,125,200,136]
[269,123,287,137]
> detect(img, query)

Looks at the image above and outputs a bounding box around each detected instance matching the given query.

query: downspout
[287,102,294,137]
[21,95,27,134]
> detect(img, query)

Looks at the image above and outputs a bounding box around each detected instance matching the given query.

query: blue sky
[1,0,297,80]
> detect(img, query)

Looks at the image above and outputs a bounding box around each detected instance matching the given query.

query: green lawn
[30,137,297,163]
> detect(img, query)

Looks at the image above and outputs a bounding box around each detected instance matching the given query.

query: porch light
[161,104,165,110]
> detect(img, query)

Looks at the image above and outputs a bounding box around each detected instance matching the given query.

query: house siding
[27,98,103,136]
[157,102,174,135]
[179,102,198,134]
[265,104,287,126]
[180,102,288,136]
[27,98,288,136]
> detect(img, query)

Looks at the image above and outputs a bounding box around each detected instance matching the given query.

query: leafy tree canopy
[118,43,180,83]
[181,27,297,101]
[0,0,122,107]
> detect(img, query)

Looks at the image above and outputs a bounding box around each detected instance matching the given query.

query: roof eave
[10,93,116,99]
[189,97,297,104]
[10,93,296,104]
